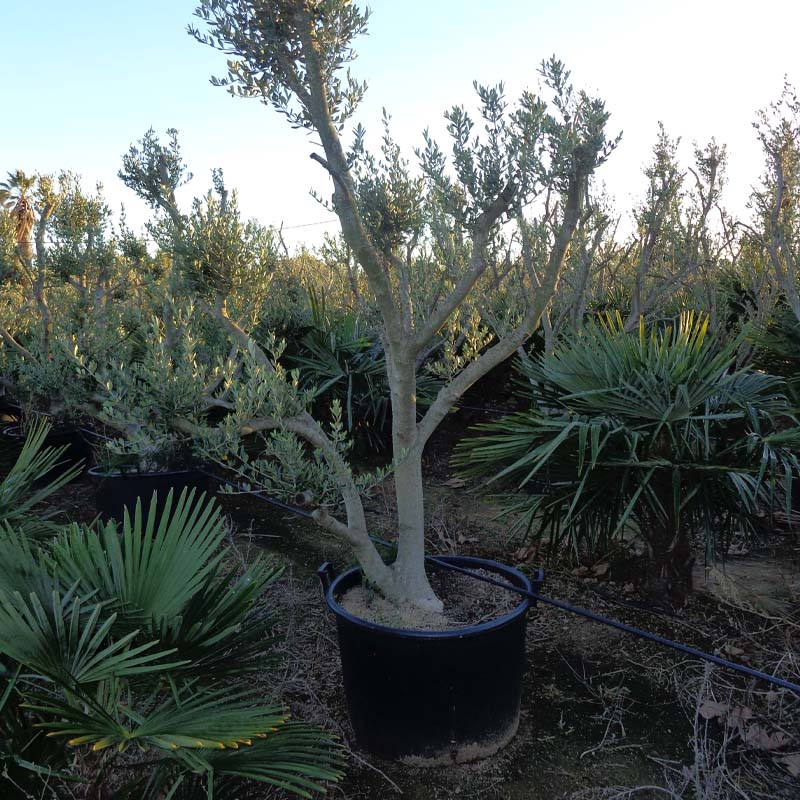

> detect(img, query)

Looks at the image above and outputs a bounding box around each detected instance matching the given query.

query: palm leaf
[456,312,800,567]
[52,489,282,677]
[0,419,83,536]
[174,721,344,799]
[53,489,224,621]
[0,586,183,685]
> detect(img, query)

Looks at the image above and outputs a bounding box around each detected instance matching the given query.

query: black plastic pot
[0,400,20,425]
[0,425,90,484]
[320,555,532,763]
[88,467,210,523]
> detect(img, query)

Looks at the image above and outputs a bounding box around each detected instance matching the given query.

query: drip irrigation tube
[421,554,800,695]
[200,469,800,694]
[198,468,316,518]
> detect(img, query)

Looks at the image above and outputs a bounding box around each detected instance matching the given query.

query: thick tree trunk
[387,354,442,612]
[391,447,441,611]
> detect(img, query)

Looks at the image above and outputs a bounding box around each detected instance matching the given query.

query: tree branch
[416,178,584,446]
[0,327,35,362]
[293,6,404,349]
[413,181,516,351]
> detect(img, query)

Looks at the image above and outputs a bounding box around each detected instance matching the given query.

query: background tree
[0,170,36,264]
[751,81,800,323]
[620,127,730,331]
[0,174,150,427]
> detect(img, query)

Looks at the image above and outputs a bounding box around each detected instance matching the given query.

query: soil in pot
[340,566,519,631]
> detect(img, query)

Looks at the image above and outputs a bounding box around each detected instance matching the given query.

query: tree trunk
[387,353,442,612]
[643,526,695,608]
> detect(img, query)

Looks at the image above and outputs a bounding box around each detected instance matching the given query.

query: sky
[2,0,800,250]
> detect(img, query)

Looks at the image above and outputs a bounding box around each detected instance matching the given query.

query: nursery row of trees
[1,1,799,610]
[3,88,799,378]
[1,1,799,795]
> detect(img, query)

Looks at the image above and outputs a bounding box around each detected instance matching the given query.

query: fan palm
[0,489,343,798]
[0,418,83,537]
[455,312,800,606]
[287,287,440,451]
[750,302,800,404]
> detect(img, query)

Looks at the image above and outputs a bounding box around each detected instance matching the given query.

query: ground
[19,434,800,800]
[210,431,800,800]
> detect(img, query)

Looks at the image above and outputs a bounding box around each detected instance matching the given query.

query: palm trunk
[641,489,695,608]
[646,530,695,608]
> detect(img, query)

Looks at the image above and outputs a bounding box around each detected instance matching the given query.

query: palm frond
[0,419,84,536]
[456,312,800,573]
[174,721,344,799]
[0,488,341,796]
[52,488,224,620]
[52,489,281,676]
[0,586,182,685]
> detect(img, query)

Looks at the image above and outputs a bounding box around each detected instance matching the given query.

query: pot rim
[1,423,82,439]
[324,555,531,640]
[87,465,206,479]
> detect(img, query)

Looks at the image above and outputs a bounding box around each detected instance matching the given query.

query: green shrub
[0,488,342,798]
[455,312,800,606]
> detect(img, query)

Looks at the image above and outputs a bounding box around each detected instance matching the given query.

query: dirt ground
[22,439,800,800]
[218,460,800,800]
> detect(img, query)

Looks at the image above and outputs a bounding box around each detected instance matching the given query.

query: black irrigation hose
[197,468,316,519]
[370,536,800,695]
[191,471,800,694]
[453,403,513,415]
[431,557,800,694]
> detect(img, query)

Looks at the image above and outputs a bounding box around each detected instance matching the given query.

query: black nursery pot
[0,425,90,484]
[88,467,210,523]
[0,400,20,424]
[321,556,532,763]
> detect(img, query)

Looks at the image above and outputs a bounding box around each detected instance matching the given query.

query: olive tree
[184,0,617,612]
[0,172,151,424]
[617,126,731,332]
[750,81,800,323]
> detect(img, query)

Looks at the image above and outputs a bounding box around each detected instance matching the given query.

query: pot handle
[530,567,545,604]
[316,561,336,595]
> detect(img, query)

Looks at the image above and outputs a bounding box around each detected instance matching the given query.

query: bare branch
[413,181,516,351]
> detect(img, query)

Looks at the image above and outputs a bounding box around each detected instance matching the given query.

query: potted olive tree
[171,0,617,762]
[73,305,223,522]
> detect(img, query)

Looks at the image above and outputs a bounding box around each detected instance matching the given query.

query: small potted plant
[87,427,209,523]
[77,311,216,522]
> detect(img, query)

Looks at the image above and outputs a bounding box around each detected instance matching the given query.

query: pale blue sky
[3,1,799,248]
